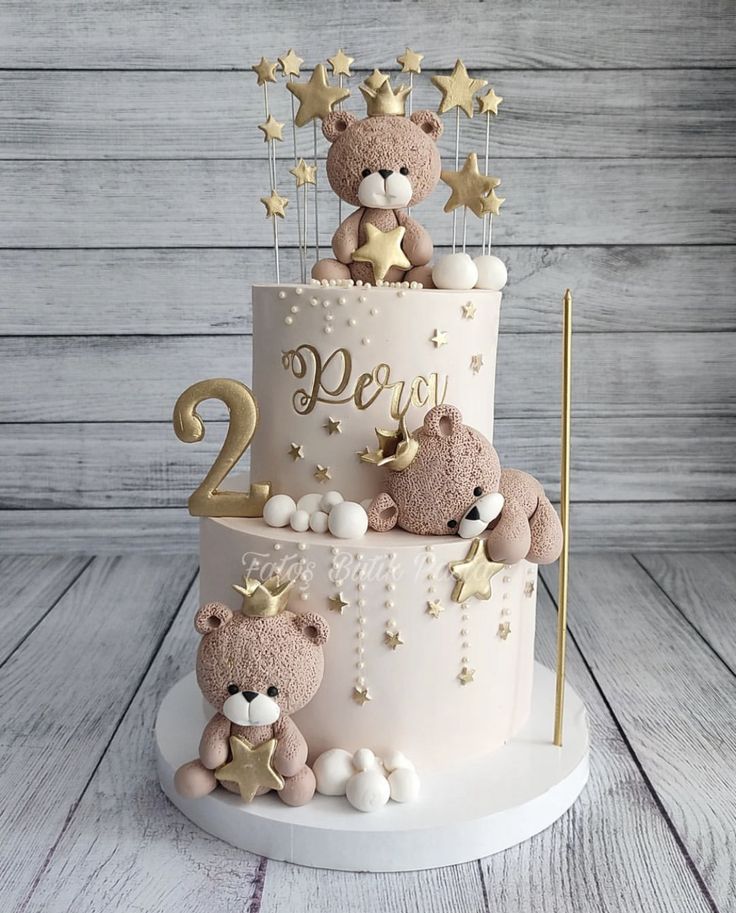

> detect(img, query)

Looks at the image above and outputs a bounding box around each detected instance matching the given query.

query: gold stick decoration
[478,88,502,256]
[553,288,573,747]
[253,57,286,283]
[279,50,306,282]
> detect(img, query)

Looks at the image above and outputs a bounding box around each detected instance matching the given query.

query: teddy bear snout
[223,690,281,727]
[458,492,505,539]
[358,171,413,209]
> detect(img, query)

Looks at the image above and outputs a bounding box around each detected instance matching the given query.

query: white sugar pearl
[432,252,479,290]
[289,509,310,532]
[320,490,344,513]
[297,492,323,514]
[284,316,293,325]
[324,326,333,334]
[353,748,377,772]
[388,767,420,803]
[313,748,355,796]
[346,770,390,812]
[295,287,303,295]
[328,501,368,539]
[263,494,296,528]
[278,290,287,299]
[309,510,329,534]
[474,254,508,291]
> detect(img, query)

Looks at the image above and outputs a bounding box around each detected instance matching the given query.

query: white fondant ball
[308,510,329,534]
[320,490,344,513]
[297,492,323,514]
[473,254,508,290]
[289,509,310,532]
[263,494,296,528]
[382,750,415,773]
[352,748,376,772]
[432,253,479,291]
[345,770,391,813]
[313,748,355,796]
[388,767,421,803]
[328,501,369,539]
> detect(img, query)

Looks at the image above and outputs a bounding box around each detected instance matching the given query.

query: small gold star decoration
[426,600,444,619]
[470,353,484,374]
[397,47,424,74]
[477,87,503,116]
[524,580,536,598]
[314,464,332,483]
[260,190,289,219]
[497,621,512,640]
[278,48,303,78]
[290,158,317,187]
[352,684,372,706]
[286,63,350,127]
[431,59,487,118]
[441,152,501,218]
[482,188,506,216]
[214,735,284,802]
[462,301,477,319]
[328,592,349,614]
[458,665,475,686]
[328,48,354,77]
[251,57,278,86]
[258,114,284,143]
[288,442,304,461]
[352,223,410,283]
[449,537,505,602]
[430,329,448,348]
[324,417,342,435]
[384,630,404,650]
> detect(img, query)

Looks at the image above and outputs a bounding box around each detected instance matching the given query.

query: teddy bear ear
[194,602,234,635]
[410,110,444,142]
[423,404,463,438]
[322,111,358,143]
[294,612,330,647]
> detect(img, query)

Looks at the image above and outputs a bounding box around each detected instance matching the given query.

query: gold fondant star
[458,665,475,686]
[462,301,477,319]
[328,48,354,77]
[278,49,304,78]
[426,600,444,618]
[352,223,410,283]
[314,464,332,483]
[251,57,279,86]
[352,684,372,706]
[482,188,506,216]
[497,621,512,640]
[290,158,317,187]
[449,537,505,603]
[286,63,350,127]
[324,417,342,435]
[524,581,535,598]
[397,47,424,74]
[441,153,501,218]
[384,630,403,650]
[258,114,284,143]
[470,353,484,374]
[363,69,388,92]
[477,87,503,116]
[214,735,284,802]
[430,329,448,348]
[260,190,289,219]
[288,442,304,461]
[328,592,349,614]
[431,59,487,118]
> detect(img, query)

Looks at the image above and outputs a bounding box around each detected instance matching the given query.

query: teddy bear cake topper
[250,48,508,291]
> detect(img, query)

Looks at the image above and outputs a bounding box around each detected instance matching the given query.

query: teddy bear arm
[527,496,564,565]
[272,716,308,778]
[485,499,533,565]
[332,208,365,263]
[397,212,433,266]
[198,712,232,769]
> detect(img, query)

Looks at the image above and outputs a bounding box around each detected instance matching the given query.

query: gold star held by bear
[288,442,304,461]
[482,188,506,217]
[397,47,424,74]
[449,537,505,602]
[426,600,445,619]
[458,665,475,686]
[352,223,411,283]
[462,301,477,319]
[314,464,332,483]
[477,87,503,116]
[251,57,279,86]
[470,353,484,374]
[431,59,487,118]
[497,621,512,640]
[278,48,303,78]
[290,158,317,187]
[384,630,404,650]
[524,580,536,598]
[352,684,372,706]
[260,190,289,219]
[258,114,284,143]
[324,417,342,435]
[286,63,351,127]
[328,592,349,614]
[215,735,284,802]
[430,329,448,348]
[441,153,501,218]
[328,48,354,77]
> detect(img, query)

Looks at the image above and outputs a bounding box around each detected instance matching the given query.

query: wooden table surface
[0,551,733,913]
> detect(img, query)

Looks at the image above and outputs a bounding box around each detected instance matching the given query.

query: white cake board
[156,662,589,872]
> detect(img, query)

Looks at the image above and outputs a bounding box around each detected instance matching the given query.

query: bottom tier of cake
[200,500,539,771]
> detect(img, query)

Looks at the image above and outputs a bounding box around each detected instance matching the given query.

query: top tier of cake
[250,282,502,502]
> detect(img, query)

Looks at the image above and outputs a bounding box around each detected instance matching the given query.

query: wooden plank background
[0,0,734,550]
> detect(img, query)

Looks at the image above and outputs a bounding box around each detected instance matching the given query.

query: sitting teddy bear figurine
[174,576,329,807]
[312,72,443,287]
[365,404,563,565]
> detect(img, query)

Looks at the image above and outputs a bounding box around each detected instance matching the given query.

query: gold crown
[359,416,419,471]
[232,574,294,617]
[360,70,412,117]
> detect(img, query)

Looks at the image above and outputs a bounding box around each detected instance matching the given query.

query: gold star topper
[251,57,278,86]
[449,538,505,602]
[441,153,501,218]
[478,87,503,116]
[352,223,411,282]
[431,59,487,118]
[260,190,289,219]
[397,47,424,74]
[359,416,419,471]
[232,574,294,617]
[278,49,303,78]
[215,735,284,802]
[258,114,284,143]
[328,48,354,77]
[290,158,317,187]
[482,188,506,216]
[286,63,350,127]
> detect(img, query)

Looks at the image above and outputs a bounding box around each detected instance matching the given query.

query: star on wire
[290,158,317,187]
[251,57,278,86]
[397,48,424,74]
[328,49,354,77]
[477,87,503,116]
[286,63,350,127]
[431,59,487,118]
[260,190,289,219]
[278,49,303,78]
[441,152,501,218]
[258,114,284,143]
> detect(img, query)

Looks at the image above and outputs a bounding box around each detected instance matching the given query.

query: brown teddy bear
[312,91,443,286]
[174,577,329,807]
[366,404,563,565]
